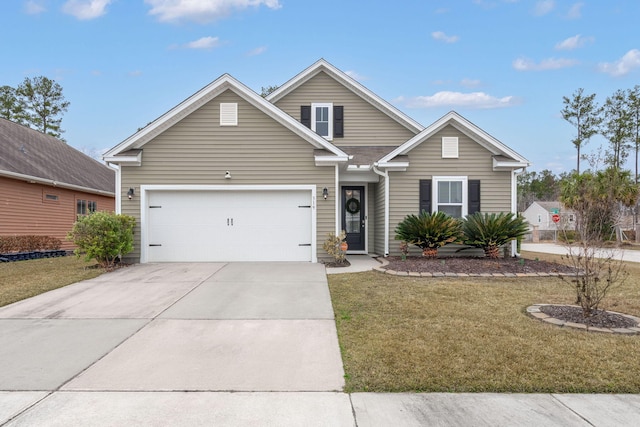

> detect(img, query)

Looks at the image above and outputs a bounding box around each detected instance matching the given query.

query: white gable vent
[220,103,238,126]
[442,137,459,158]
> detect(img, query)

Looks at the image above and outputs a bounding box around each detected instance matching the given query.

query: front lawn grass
[0,256,105,307]
[328,251,640,393]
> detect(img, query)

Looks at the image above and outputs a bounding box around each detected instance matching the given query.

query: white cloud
[62,0,112,20]
[128,70,143,77]
[472,0,497,9]
[555,34,593,50]
[431,31,459,43]
[398,91,518,109]
[145,0,282,23]
[460,78,481,88]
[567,2,583,19]
[169,36,223,50]
[345,70,367,81]
[246,46,267,56]
[533,0,554,16]
[185,36,221,49]
[24,0,46,14]
[513,56,578,71]
[598,49,640,77]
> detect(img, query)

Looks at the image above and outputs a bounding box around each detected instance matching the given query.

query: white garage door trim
[140,185,317,263]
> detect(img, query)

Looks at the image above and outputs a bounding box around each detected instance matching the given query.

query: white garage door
[146,190,313,262]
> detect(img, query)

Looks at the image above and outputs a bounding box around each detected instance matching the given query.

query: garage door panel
[146,190,312,262]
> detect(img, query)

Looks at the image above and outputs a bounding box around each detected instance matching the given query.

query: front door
[342,186,365,251]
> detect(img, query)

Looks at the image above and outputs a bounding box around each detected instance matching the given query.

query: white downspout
[108,163,121,214]
[335,164,340,234]
[512,168,525,257]
[372,165,389,256]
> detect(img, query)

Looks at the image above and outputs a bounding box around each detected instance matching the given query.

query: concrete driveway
[0,262,352,426]
[3,260,640,426]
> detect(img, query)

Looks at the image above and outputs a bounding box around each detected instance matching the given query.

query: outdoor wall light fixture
[127,188,135,200]
[322,187,329,200]
[225,171,232,179]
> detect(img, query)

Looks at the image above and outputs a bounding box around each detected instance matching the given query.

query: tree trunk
[484,245,500,259]
[422,247,438,258]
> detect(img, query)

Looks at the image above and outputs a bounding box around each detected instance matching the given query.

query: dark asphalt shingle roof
[0,118,115,194]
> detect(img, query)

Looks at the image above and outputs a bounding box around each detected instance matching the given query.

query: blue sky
[2,0,639,173]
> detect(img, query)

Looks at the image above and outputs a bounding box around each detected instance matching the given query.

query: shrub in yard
[67,212,135,268]
[395,211,462,258]
[462,212,528,259]
[558,169,636,317]
[0,235,62,253]
[323,230,347,264]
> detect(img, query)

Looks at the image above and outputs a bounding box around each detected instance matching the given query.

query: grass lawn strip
[328,252,640,393]
[0,256,105,307]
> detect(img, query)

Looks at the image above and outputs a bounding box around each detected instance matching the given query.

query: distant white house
[522,201,575,240]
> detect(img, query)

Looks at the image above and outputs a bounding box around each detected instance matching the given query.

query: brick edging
[527,304,640,335]
[375,262,573,278]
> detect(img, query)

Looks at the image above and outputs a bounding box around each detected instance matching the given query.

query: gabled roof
[536,201,561,211]
[266,59,425,134]
[0,118,115,196]
[104,73,348,161]
[378,111,530,169]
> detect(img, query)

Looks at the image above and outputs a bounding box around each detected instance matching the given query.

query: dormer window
[312,103,333,140]
[300,104,344,140]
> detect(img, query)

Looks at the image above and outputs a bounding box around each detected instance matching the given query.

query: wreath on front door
[345,197,360,215]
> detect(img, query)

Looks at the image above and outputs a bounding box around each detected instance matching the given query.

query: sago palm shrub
[462,212,528,258]
[395,211,463,258]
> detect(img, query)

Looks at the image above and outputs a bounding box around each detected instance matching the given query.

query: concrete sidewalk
[325,254,382,274]
[522,242,640,263]
[2,261,640,426]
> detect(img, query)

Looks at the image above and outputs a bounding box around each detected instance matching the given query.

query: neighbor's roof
[0,118,115,196]
[536,201,562,211]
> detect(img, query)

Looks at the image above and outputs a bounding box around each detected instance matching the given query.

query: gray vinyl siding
[119,89,335,262]
[373,179,386,256]
[274,71,417,147]
[387,125,513,256]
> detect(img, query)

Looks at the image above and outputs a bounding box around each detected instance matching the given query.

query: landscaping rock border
[527,304,640,335]
[374,257,575,278]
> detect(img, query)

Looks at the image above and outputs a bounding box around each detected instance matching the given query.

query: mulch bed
[539,305,638,329]
[323,260,351,268]
[384,256,577,275]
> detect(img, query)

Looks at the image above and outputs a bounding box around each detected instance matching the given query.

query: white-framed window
[311,103,333,140]
[432,176,467,218]
[77,199,97,216]
[537,214,542,223]
[442,136,459,158]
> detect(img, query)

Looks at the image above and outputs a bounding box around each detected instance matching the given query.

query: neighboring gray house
[103,59,530,263]
[522,201,576,241]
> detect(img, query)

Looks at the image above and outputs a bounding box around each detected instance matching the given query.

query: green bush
[395,211,462,258]
[67,212,135,268]
[0,235,62,253]
[462,212,529,258]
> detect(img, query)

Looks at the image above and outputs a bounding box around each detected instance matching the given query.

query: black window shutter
[333,106,344,138]
[419,179,432,214]
[468,180,481,215]
[300,106,311,128]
